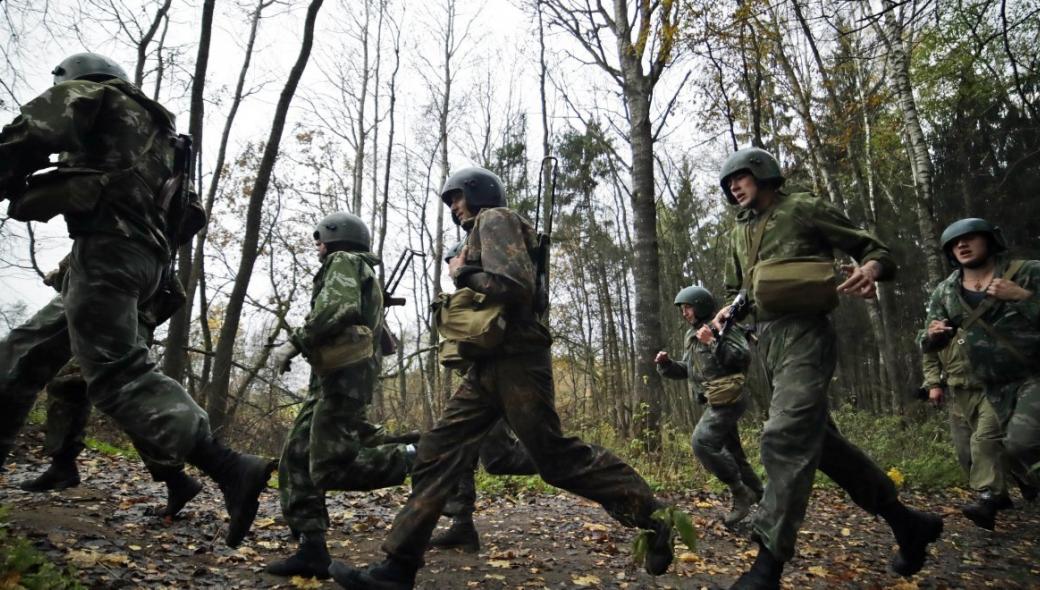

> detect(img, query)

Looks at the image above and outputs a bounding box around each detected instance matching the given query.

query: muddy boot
[188,437,276,547]
[429,515,480,553]
[961,493,1007,531]
[644,513,674,576]
[879,501,943,577]
[724,482,757,528]
[158,471,203,518]
[730,542,783,590]
[265,531,332,579]
[329,556,417,590]
[20,456,80,492]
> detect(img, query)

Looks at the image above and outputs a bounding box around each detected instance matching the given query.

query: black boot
[644,513,674,576]
[429,515,480,552]
[158,471,203,518]
[730,543,783,590]
[188,437,276,547]
[329,557,417,590]
[1020,483,1038,503]
[879,501,943,576]
[20,456,80,492]
[265,532,331,579]
[725,482,758,528]
[961,493,1008,531]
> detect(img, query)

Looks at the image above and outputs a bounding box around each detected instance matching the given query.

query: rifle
[711,290,751,355]
[380,248,425,355]
[532,156,558,316]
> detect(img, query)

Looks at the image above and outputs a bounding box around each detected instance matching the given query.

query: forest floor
[2,430,1039,589]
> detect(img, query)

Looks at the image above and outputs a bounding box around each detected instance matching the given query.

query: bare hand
[271,341,299,375]
[928,387,944,406]
[654,351,670,365]
[986,278,1033,302]
[927,319,954,340]
[695,325,715,345]
[448,246,467,276]
[837,261,880,298]
[711,305,733,333]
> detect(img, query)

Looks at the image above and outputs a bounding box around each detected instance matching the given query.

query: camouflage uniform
[921,337,1005,495]
[920,257,1040,484]
[278,250,411,535]
[442,419,536,518]
[657,325,761,493]
[380,207,664,568]
[725,192,900,563]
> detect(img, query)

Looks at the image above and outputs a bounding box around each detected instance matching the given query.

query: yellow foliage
[887,467,905,488]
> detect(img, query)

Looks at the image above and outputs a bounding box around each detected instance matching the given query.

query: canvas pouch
[702,373,746,406]
[8,167,110,222]
[434,288,507,361]
[310,325,375,375]
[753,256,839,315]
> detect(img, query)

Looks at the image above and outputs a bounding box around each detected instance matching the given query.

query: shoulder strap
[956,259,1031,364]
[741,208,775,290]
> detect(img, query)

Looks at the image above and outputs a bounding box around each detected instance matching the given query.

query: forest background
[1,0,1039,491]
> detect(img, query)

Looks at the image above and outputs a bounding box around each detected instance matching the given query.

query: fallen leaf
[573,574,602,586]
[289,575,323,589]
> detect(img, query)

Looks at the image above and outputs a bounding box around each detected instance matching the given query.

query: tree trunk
[203,0,325,436]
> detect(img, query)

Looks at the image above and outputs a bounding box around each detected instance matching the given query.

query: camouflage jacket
[920,336,981,390]
[291,251,383,359]
[724,192,895,312]
[454,207,551,350]
[0,79,176,258]
[920,257,1040,385]
[657,324,750,400]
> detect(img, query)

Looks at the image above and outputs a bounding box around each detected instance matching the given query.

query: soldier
[921,342,977,479]
[0,262,201,518]
[920,218,1040,531]
[715,148,942,589]
[429,242,538,553]
[655,285,762,527]
[329,167,677,590]
[264,212,416,580]
[0,52,274,548]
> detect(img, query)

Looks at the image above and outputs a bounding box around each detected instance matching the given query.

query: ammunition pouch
[7,167,109,222]
[433,288,507,367]
[310,325,375,375]
[752,256,839,316]
[703,373,745,406]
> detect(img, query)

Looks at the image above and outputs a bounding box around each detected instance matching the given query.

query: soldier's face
[316,240,328,260]
[680,304,697,325]
[952,233,990,268]
[449,191,474,222]
[728,172,758,208]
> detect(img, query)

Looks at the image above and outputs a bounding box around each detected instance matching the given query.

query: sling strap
[956,259,1029,365]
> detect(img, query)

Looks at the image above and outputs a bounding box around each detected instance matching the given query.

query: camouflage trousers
[279,358,411,535]
[949,386,1007,496]
[692,397,761,493]
[0,296,72,465]
[0,290,180,479]
[752,314,897,562]
[382,348,661,568]
[443,419,537,518]
[990,376,1040,486]
[63,234,208,475]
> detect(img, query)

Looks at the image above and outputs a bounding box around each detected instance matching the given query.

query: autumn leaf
[572,574,602,586]
[289,575,323,589]
[887,467,905,488]
[807,565,828,577]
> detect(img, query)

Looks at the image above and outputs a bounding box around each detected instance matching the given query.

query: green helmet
[440,166,506,225]
[940,218,1006,266]
[719,147,784,205]
[52,53,128,84]
[313,212,370,251]
[673,285,716,321]
[444,241,465,264]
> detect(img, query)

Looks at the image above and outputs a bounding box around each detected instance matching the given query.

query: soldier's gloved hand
[271,341,299,374]
[654,351,670,365]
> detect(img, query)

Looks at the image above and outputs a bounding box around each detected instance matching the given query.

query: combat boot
[188,437,276,547]
[644,513,674,576]
[879,501,943,576]
[158,471,203,518]
[724,482,758,528]
[20,456,80,492]
[265,531,331,579]
[429,514,480,552]
[730,543,783,590]
[329,556,417,590]
[961,493,1008,531]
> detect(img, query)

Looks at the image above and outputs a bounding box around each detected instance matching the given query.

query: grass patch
[0,506,84,590]
[83,438,139,461]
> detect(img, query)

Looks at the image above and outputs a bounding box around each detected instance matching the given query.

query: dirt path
[2,438,1038,589]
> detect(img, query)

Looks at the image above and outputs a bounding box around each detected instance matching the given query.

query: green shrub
[0,506,84,590]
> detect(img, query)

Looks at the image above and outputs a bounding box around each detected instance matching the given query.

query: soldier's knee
[1004,428,1040,464]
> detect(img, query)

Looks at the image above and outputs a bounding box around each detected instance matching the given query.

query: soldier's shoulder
[934,270,960,293]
